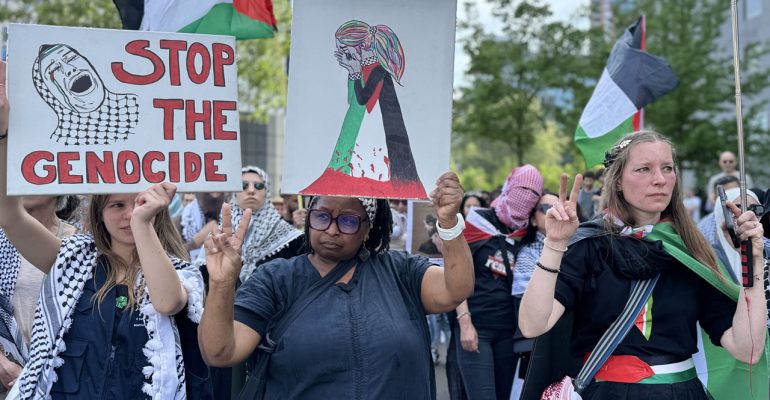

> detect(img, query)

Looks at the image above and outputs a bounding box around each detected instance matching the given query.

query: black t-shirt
[554,236,736,359]
[467,236,518,330]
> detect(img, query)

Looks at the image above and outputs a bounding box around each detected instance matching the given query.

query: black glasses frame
[537,204,553,214]
[307,209,364,234]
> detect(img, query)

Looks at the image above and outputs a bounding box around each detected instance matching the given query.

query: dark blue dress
[234,251,434,400]
[50,257,150,400]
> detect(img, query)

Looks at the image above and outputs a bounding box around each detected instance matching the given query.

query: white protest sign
[6,24,242,195]
[282,0,456,199]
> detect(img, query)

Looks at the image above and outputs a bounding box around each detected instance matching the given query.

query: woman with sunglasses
[453,165,544,400]
[199,172,474,399]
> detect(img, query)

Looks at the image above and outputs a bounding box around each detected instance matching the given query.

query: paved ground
[435,342,450,400]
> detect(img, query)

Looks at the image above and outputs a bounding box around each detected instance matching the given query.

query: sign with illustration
[282,0,456,199]
[6,24,241,195]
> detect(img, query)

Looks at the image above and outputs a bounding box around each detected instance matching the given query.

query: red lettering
[185,100,212,140]
[187,42,211,85]
[212,43,234,87]
[117,151,141,184]
[112,40,165,85]
[57,152,82,184]
[203,152,226,181]
[169,152,180,182]
[159,40,187,86]
[86,151,116,184]
[184,152,202,182]
[142,151,166,183]
[154,99,184,140]
[21,151,56,185]
[213,101,237,140]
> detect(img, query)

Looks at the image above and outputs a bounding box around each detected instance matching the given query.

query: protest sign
[281,0,456,199]
[6,23,241,195]
[406,200,442,257]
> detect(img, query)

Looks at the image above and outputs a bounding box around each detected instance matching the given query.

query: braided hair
[304,197,392,256]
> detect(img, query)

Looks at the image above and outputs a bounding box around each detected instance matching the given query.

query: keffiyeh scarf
[9,235,204,400]
[0,229,27,365]
[235,166,302,282]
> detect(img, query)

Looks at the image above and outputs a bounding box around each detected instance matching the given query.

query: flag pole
[730,0,754,287]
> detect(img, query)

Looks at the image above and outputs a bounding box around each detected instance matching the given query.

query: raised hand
[430,171,464,228]
[335,48,355,74]
[131,182,176,226]
[205,203,251,285]
[726,201,765,259]
[545,174,583,244]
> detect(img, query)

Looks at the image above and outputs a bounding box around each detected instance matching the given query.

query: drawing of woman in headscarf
[302,20,426,199]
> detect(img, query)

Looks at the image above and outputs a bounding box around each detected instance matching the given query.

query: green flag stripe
[575,115,634,167]
[179,3,274,39]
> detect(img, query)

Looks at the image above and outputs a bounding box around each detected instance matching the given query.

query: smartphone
[717,185,741,248]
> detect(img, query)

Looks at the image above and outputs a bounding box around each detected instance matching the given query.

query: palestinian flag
[113,0,276,39]
[574,16,679,167]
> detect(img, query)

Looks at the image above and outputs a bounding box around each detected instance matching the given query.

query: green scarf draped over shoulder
[646,221,769,400]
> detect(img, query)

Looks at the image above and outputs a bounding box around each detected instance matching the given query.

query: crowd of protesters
[1,55,769,400]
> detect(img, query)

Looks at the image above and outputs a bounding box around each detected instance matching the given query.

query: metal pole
[730,0,754,287]
[730,0,747,208]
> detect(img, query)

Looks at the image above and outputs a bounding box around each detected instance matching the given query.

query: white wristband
[436,213,465,241]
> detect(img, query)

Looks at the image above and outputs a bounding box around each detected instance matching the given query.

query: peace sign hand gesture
[204,203,251,285]
[545,174,583,244]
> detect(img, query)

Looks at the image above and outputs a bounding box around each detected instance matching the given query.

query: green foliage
[453,0,606,188]
[616,0,770,184]
[0,0,292,123]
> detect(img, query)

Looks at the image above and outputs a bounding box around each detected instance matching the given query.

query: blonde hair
[601,131,720,275]
[87,194,189,310]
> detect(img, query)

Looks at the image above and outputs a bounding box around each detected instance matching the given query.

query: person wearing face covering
[453,165,544,400]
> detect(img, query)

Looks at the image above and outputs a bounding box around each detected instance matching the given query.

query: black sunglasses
[308,209,365,234]
[242,181,266,191]
[537,204,553,214]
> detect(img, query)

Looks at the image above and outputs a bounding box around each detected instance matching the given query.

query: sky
[454,0,589,87]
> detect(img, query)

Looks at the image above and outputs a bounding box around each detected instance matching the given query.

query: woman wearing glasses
[199,172,474,399]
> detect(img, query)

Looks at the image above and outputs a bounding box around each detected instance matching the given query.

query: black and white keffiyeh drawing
[32,44,139,145]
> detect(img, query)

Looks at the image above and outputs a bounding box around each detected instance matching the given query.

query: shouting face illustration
[38,44,106,113]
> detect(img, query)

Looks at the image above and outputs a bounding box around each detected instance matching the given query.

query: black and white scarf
[0,229,27,365]
[8,234,204,400]
[32,53,139,145]
[234,166,302,282]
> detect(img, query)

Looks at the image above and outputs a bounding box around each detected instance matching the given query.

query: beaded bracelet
[456,311,471,321]
[536,261,560,274]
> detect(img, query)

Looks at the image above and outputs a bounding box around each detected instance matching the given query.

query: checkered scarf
[0,230,27,365]
[9,235,204,400]
[492,165,544,230]
[234,166,302,282]
[32,53,139,145]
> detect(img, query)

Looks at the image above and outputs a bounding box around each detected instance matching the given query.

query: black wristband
[536,261,560,274]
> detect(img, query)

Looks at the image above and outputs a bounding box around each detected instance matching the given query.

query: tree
[0,0,292,123]
[616,0,770,183]
[453,0,608,180]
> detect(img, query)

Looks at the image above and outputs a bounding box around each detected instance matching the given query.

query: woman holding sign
[199,172,474,399]
[0,61,210,399]
[519,132,768,399]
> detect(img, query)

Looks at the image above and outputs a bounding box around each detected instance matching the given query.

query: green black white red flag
[574,16,678,167]
[113,0,276,40]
